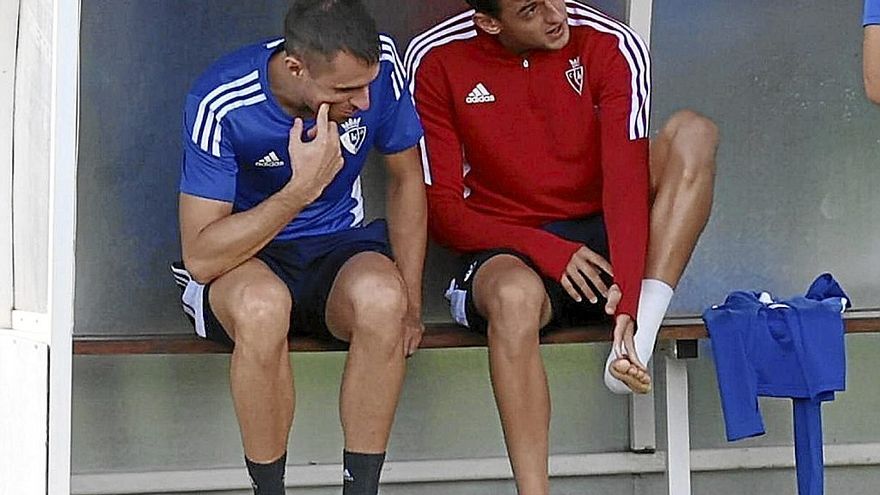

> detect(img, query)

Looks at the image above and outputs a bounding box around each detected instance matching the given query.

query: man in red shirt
[409,0,717,492]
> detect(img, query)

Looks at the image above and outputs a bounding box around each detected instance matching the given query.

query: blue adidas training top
[702,274,850,441]
[180,36,423,240]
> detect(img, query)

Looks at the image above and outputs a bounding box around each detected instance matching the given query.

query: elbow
[427,219,447,246]
[181,254,217,285]
[428,219,470,254]
[865,72,880,104]
[426,195,471,251]
[427,216,456,250]
[867,84,880,105]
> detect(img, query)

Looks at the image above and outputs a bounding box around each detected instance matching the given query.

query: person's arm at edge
[595,35,650,322]
[384,145,428,356]
[865,25,880,104]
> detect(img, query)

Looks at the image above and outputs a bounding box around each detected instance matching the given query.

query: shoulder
[378,33,404,66]
[404,10,479,79]
[564,1,649,59]
[376,34,407,98]
[185,40,277,150]
[187,40,277,102]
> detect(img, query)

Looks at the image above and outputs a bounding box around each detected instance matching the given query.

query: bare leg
[609,110,719,388]
[473,255,553,495]
[210,258,294,463]
[646,109,719,285]
[325,252,408,454]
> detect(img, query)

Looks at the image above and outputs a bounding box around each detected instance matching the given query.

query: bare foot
[609,356,652,394]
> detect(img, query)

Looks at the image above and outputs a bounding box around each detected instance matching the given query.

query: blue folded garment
[702,274,850,441]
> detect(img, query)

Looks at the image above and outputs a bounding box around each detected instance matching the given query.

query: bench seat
[71,314,879,355]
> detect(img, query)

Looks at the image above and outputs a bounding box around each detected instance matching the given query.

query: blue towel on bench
[702,274,850,495]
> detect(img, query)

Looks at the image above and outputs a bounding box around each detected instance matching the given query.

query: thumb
[612,321,625,357]
[605,285,622,315]
[625,333,645,369]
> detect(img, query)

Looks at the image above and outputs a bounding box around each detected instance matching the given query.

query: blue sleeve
[786,299,847,399]
[866,0,880,26]
[703,306,766,442]
[374,35,424,155]
[179,93,239,202]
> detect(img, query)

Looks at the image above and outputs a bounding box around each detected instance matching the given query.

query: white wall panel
[0,335,49,495]
[12,0,52,314]
[0,0,21,326]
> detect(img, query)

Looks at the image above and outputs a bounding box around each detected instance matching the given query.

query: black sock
[342,450,386,495]
[245,452,287,495]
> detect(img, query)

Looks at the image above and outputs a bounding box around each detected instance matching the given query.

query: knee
[483,272,545,350]
[483,270,546,324]
[230,281,291,361]
[664,110,721,167]
[348,270,408,344]
[667,110,719,152]
[666,110,719,183]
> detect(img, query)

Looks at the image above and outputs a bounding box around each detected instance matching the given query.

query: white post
[664,352,692,495]
[0,0,18,327]
[629,363,657,452]
[627,0,654,46]
[47,0,80,492]
[625,0,658,456]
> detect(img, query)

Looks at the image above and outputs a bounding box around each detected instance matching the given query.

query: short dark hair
[465,0,501,17]
[284,0,380,66]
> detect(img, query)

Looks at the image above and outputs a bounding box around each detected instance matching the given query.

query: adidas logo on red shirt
[465,83,496,104]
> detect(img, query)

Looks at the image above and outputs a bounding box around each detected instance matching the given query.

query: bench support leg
[629,362,657,453]
[664,344,692,495]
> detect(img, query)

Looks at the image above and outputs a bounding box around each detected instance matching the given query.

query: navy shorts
[172,220,393,347]
[445,215,613,334]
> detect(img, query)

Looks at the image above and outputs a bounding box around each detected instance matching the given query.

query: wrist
[279,182,312,209]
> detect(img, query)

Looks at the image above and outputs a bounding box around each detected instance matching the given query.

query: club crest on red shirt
[566,57,584,96]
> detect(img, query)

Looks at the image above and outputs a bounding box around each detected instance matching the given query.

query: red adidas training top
[408,2,651,318]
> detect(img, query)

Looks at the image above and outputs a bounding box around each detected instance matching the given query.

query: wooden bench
[71,311,880,355]
[71,312,880,495]
[72,318,706,354]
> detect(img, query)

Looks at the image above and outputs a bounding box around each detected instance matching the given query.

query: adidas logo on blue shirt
[254,151,285,168]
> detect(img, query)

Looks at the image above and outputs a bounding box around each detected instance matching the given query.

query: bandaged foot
[603,279,674,394]
[607,353,652,394]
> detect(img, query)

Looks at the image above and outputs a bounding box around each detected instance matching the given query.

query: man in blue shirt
[173,1,426,493]
[865,0,880,103]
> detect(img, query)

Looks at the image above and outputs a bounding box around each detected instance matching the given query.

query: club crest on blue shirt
[340,117,368,155]
[566,57,584,96]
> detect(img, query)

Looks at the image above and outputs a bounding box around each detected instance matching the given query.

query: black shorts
[445,215,613,334]
[172,220,393,347]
